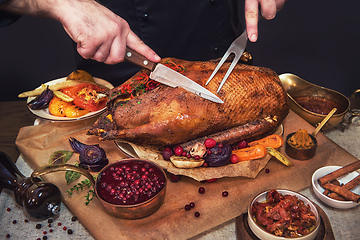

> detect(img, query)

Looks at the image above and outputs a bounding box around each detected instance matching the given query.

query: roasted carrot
[232,145,267,162]
[248,134,283,149]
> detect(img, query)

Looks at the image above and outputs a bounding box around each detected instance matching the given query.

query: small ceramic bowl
[312,166,360,209]
[95,159,167,219]
[285,132,317,160]
[248,189,320,240]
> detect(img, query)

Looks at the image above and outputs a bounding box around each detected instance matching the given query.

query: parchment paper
[15,111,359,240]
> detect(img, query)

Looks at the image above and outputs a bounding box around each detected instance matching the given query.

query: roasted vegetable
[48,97,73,117]
[248,134,284,149]
[204,144,232,167]
[61,83,107,112]
[66,70,95,83]
[27,85,54,110]
[266,147,293,166]
[69,138,108,172]
[232,144,267,162]
[170,156,205,169]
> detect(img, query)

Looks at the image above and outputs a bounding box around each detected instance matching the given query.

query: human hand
[57,0,160,64]
[245,0,286,42]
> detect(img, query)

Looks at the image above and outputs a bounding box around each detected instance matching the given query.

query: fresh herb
[65,163,81,184]
[66,174,97,205]
[49,150,73,165]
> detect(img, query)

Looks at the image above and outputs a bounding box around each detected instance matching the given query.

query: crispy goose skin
[87,58,289,147]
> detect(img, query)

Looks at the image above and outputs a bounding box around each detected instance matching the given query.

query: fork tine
[216,54,241,93]
[205,51,231,85]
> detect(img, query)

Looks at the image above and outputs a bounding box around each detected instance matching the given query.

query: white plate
[312,165,360,209]
[27,77,113,121]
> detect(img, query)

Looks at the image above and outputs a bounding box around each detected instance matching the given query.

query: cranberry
[12,220,17,224]
[6,208,11,212]
[190,202,195,208]
[194,212,200,217]
[43,231,47,235]
[194,155,200,160]
[6,234,10,238]
[63,226,67,231]
[24,219,29,223]
[174,146,184,156]
[230,154,239,164]
[198,187,205,194]
[49,229,53,233]
[204,138,216,148]
[222,191,229,197]
[57,222,62,226]
[238,140,249,149]
[206,178,217,183]
[265,168,270,173]
[217,142,224,148]
[169,173,182,182]
[182,151,187,157]
[185,204,191,211]
[48,219,53,223]
[202,162,208,168]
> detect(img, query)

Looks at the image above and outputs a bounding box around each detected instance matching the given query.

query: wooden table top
[0,101,36,162]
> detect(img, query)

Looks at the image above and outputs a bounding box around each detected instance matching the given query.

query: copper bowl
[285,132,317,160]
[31,159,167,220]
[95,159,167,219]
[279,73,350,130]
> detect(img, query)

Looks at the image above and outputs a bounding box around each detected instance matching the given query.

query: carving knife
[124,47,224,104]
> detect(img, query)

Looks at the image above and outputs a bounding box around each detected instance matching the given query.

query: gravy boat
[279,73,350,130]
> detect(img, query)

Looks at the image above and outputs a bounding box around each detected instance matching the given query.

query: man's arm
[0,0,160,65]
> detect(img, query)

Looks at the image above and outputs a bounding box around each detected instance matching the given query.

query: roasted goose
[88,58,289,147]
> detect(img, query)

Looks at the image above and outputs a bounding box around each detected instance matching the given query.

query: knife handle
[125,47,156,71]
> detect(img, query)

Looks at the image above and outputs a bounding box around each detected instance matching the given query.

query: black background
[0,0,359,101]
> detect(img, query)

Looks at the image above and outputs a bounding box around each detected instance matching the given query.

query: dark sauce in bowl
[294,96,342,115]
[96,160,166,205]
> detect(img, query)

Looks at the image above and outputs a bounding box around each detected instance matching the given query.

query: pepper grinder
[0,151,61,220]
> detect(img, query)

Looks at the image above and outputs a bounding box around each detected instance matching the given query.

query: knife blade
[124,47,224,103]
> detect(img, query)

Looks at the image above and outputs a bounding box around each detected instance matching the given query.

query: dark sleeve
[0,0,21,27]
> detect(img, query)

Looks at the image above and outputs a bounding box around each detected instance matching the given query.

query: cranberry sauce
[294,96,342,115]
[96,160,166,205]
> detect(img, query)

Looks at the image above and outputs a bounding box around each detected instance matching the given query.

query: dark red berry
[12,220,16,224]
[218,142,224,148]
[265,168,270,173]
[6,208,11,212]
[194,155,200,160]
[238,140,249,149]
[174,146,184,156]
[57,222,62,226]
[48,224,52,227]
[49,229,53,233]
[43,231,47,235]
[24,219,29,223]
[63,226,67,231]
[162,148,173,160]
[71,216,77,222]
[190,202,195,208]
[222,191,229,197]
[185,204,191,211]
[169,173,182,182]
[47,219,53,223]
[206,178,217,183]
[204,138,216,148]
[198,187,205,194]
[202,162,208,168]
[6,234,10,238]
[230,154,239,164]
[195,211,200,217]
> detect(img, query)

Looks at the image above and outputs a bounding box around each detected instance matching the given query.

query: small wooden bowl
[285,132,317,160]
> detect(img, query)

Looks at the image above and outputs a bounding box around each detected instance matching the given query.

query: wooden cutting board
[15,111,358,240]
